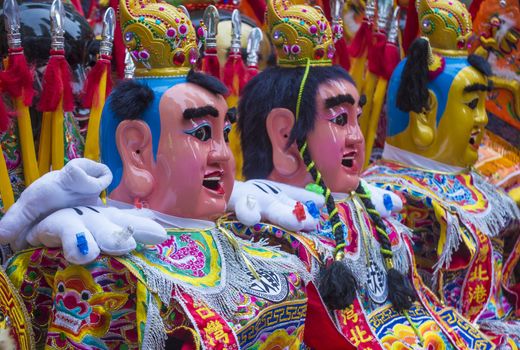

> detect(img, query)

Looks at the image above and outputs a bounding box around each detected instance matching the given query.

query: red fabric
[348,20,372,58]
[367,31,387,76]
[402,0,419,54]
[223,52,247,96]
[469,0,484,22]
[248,0,267,24]
[82,55,113,108]
[244,66,259,87]
[110,0,126,79]
[37,50,74,112]
[382,42,401,80]
[0,97,10,132]
[304,282,356,350]
[201,48,221,79]
[0,48,34,106]
[334,37,352,71]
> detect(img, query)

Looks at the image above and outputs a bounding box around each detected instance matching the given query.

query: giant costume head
[239,0,415,311]
[385,0,493,169]
[100,0,234,220]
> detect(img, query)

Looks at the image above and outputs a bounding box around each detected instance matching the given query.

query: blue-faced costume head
[100,0,200,192]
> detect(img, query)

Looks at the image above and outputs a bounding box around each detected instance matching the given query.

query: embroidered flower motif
[258,328,302,350]
[381,321,447,350]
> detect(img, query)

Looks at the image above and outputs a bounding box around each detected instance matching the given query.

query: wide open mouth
[342,151,357,168]
[469,129,482,149]
[202,170,225,195]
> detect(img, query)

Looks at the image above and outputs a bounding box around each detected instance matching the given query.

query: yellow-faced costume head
[386,0,493,168]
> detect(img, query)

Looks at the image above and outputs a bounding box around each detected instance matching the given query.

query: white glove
[229,180,325,232]
[0,158,112,249]
[25,206,167,265]
[363,180,403,218]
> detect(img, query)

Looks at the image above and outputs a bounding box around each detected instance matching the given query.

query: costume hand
[0,158,112,248]
[25,206,167,265]
[229,180,325,231]
[363,181,403,218]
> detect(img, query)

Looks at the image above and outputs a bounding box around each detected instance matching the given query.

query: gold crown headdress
[266,0,344,67]
[417,0,472,56]
[120,0,205,77]
[179,0,240,12]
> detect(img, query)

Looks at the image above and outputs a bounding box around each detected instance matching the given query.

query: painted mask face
[306,79,365,193]
[151,82,235,220]
[434,65,489,167]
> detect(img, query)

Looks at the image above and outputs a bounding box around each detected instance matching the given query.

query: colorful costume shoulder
[7,224,311,349]
[363,0,520,345]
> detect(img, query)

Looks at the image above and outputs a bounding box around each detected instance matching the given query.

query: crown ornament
[120,0,206,77]
[266,0,343,67]
[169,0,241,12]
[417,0,472,56]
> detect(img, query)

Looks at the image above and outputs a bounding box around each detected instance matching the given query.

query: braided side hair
[356,183,416,311]
[298,139,357,309]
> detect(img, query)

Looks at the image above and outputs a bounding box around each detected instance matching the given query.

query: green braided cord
[295,58,311,122]
[332,221,343,232]
[367,208,379,216]
[325,188,331,201]
[306,161,316,172]
[403,310,425,345]
[380,248,393,256]
[334,243,347,255]
[299,142,307,157]
[315,171,322,184]
[329,207,338,217]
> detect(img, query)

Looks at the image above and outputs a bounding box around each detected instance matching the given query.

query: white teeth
[204,177,221,181]
[54,311,82,333]
[342,156,354,160]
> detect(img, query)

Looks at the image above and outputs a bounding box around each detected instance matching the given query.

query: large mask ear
[409,90,438,149]
[115,120,155,198]
[266,108,302,177]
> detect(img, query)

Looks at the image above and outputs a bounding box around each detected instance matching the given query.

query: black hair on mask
[110,80,154,120]
[238,65,353,180]
[468,54,493,77]
[396,38,430,114]
[187,69,229,96]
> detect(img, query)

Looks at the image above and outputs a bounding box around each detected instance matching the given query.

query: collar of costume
[382,143,465,173]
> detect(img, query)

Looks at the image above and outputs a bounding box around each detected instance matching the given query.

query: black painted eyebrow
[464,83,492,93]
[226,107,237,123]
[183,105,219,120]
[325,94,355,109]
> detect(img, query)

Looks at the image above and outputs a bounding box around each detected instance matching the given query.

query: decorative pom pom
[109,80,154,120]
[318,261,357,310]
[387,268,416,311]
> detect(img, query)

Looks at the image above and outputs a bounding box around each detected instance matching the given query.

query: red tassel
[348,20,372,58]
[38,50,74,112]
[82,55,112,108]
[201,48,221,79]
[334,38,351,71]
[0,97,11,133]
[367,31,387,77]
[382,42,401,81]
[0,48,34,106]
[243,66,259,91]
[402,0,419,54]
[223,52,247,96]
